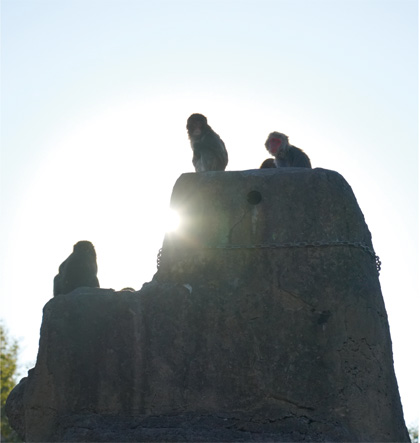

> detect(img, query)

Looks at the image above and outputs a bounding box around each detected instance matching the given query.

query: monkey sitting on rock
[186,113,228,172]
[259,158,276,169]
[53,240,100,296]
[263,132,312,168]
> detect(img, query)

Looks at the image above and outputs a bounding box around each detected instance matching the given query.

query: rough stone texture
[6,168,409,442]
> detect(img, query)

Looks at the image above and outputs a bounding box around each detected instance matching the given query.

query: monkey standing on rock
[186,113,228,172]
[53,240,100,296]
[264,132,312,168]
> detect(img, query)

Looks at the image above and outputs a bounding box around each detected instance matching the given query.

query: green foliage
[1,322,22,442]
[409,425,419,443]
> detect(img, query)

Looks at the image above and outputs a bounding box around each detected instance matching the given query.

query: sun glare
[165,209,181,232]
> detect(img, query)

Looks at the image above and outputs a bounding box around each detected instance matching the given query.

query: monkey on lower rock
[53,240,100,296]
[265,132,312,168]
[186,113,228,172]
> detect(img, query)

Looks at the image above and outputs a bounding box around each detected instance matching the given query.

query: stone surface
[6,168,409,442]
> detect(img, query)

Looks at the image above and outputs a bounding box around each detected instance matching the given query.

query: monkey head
[187,113,208,140]
[73,240,97,257]
[260,158,276,169]
[265,132,289,156]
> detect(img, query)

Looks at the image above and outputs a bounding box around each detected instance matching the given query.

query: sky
[1,0,418,428]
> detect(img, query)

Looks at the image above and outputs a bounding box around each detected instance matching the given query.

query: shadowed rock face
[6,169,409,442]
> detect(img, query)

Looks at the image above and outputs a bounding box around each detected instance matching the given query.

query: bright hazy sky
[1,0,418,427]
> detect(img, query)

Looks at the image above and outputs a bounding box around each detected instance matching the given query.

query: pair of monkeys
[186,113,312,172]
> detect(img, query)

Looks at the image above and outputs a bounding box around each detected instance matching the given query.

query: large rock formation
[6,168,409,442]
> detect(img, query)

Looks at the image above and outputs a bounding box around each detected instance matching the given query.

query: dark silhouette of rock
[53,240,99,296]
[6,169,409,442]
